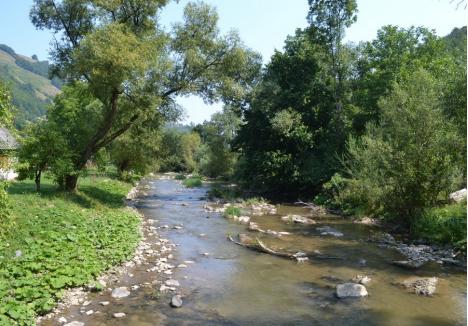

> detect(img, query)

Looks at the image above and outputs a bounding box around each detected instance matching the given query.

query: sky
[0,0,466,124]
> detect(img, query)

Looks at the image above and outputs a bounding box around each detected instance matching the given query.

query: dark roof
[0,128,18,150]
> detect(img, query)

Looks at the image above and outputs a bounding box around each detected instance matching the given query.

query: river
[43,177,467,326]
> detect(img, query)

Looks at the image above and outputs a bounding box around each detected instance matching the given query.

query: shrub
[413,201,467,252]
[175,174,186,180]
[224,206,241,217]
[182,176,202,188]
[339,70,463,224]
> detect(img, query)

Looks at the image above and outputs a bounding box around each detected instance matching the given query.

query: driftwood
[228,235,296,259]
[228,234,343,261]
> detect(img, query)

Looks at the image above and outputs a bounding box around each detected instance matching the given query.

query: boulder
[111,287,130,298]
[335,283,368,298]
[449,188,467,203]
[170,295,183,308]
[398,277,438,296]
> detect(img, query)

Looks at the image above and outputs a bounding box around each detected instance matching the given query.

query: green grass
[182,176,202,188]
[0,175,141,325]
[413,201,467,252]
[243,197,267,206]
[224,206,241,218]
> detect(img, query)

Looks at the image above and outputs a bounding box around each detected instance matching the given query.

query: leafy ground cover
[182,176,202,188]
[0,175,141,325]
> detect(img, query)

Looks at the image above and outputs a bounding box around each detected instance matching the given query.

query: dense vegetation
[0,175,140,325]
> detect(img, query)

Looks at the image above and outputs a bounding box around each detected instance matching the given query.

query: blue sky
[0,0,466,123]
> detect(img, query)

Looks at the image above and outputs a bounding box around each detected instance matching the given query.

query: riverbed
[43,177,467,325]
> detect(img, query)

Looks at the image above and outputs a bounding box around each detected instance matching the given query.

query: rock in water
[352,275,372,285]
[281,215,316,224]
[392,260,425,269]
[170,295,183,308]
[316,226,344,237]
[64,322,84,326]
[399,277,438,296]
[336,283,368,298]
[111,287,130,298]
[113,312,126,318]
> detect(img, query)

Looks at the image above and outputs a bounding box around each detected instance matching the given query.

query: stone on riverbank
[170,295,183,308]
[336,283,368,298]
[449,188,467,203]
[352,275,372,285]
[111,287,130,298]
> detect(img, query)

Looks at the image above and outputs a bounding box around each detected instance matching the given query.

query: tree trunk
[65,174,79,191]
[35,170,41,192]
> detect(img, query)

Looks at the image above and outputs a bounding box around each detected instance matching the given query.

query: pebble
[82,301,91,306]
[85,310,94,315]
[170,295,183,308]
[177,264,187,268]
[165,279,180,287]
[113,312,126,318]
[99,301,110,306]
[58,317,67,324]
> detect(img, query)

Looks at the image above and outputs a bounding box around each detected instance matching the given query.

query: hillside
[0,44,60,128]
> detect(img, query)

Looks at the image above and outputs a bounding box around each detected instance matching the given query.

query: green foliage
[224,206,241,217]
[0,176,140,325]
[182,176,202,188]
[413,201,467,252]
[0,81,14,128]
[29,0,261,190]
[339,70,462,223]
[196,106,241,179]
[159,129,201,173]
[175,174,186,180]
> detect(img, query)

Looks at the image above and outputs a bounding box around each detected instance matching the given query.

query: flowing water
[44,177,467,325]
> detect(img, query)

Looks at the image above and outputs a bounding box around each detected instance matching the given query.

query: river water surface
[128,178,466,326]
[44,177,467,326]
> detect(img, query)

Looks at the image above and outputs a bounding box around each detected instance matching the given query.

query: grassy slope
[0,48,60,128]
[0,176,141,325]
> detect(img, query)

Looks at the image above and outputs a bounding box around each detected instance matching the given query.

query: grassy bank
[0,175,141,325]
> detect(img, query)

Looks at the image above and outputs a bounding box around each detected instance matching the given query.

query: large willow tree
[30,0,261,190]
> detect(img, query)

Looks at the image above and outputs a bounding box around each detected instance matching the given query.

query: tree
[196,106,241,178]
[30,0,261,190]
[339,69,462,224]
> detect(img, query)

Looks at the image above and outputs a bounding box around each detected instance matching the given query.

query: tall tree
[30,0,261,190]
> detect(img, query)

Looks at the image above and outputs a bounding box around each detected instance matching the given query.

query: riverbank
[0,175,141,325]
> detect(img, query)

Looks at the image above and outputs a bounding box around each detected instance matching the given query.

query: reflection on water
[44,178,467,326]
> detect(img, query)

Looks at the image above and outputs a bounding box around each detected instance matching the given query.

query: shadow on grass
[79,185,126,208]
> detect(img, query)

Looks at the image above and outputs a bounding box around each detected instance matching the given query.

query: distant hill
[0,44,61,129]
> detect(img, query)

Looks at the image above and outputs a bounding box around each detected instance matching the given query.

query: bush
[413,202,467,251]
[339,70,463,224]
[224,206,241,217]
[175,174,186,180]
[182,176,202,188]
[119,170,142,185]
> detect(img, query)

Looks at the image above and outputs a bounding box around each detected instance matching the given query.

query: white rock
[170,295,183,308]
[111,287,130,298]
[85,310,94,315]
[64,322,84,326]
[58,317,67,324]
[336,283,368,298]
[99,301,110,306]
[449,188,467,203]
[113,312,126,318]
[165,279,180,287]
